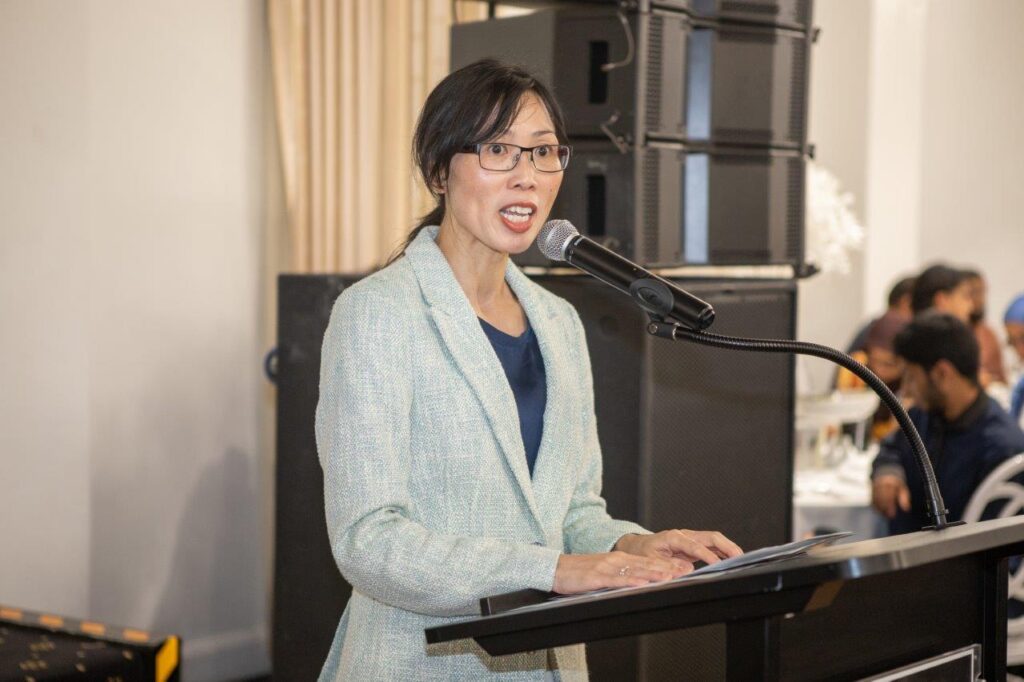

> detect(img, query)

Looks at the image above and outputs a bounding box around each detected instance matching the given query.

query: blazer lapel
[405,227,543,528]
[506,264,574,522]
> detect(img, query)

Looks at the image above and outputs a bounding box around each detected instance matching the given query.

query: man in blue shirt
[871,312,1024,534]
[1006,293,1024,426]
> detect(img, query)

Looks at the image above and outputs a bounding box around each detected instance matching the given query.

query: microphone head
[537,220,579,262]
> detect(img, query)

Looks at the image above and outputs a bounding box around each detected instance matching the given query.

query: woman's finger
[663,531,722,565]
[680,529,743,558]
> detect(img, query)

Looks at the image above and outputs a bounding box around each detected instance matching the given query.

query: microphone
[537,220,715,331]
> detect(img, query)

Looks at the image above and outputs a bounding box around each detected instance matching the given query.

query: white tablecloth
[792,449,887,542]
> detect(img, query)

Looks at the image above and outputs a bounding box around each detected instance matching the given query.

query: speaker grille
[789,34,808,144]
[532,276,796,681]
[722,1,777,16]
[639,625,727,681]
[645,14,664,132]
[642,148,661,263]
[786,157,804,262]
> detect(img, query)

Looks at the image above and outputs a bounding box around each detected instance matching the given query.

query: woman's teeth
[500,207,533,223]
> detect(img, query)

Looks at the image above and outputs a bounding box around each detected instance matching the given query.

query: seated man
[837,311,908,441]
[871,312,1024,534]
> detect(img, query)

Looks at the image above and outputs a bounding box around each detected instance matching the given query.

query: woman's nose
[507,151,538,188]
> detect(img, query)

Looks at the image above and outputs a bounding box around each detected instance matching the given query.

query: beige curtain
[268,0,488,273]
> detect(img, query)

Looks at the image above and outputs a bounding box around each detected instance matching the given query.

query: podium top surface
[425,516,1024,648]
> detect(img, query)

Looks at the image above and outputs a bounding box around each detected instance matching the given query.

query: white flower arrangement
[805,161,864,275]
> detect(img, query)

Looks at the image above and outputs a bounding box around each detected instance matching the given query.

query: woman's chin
[505,238,537,256]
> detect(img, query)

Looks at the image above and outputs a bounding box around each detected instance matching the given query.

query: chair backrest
[962,453,1024,606]
[963,454,1024,523]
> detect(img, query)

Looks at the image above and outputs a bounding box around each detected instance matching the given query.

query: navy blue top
[479,318,547,477]
[871,392,1024,535]
[1011,375,1024,423]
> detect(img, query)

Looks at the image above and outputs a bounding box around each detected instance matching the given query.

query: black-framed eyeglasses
[461,142,572,173]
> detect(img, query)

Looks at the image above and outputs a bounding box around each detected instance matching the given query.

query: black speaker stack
[450,2,810,679]
[451,0,814,268]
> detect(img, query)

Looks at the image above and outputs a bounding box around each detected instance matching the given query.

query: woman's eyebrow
[491,129,557,142]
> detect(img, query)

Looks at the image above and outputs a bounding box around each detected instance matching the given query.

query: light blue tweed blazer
[315,226,649,680]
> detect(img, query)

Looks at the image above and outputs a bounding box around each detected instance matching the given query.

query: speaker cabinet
[690,0,812,29]
[452,7,689,142]
[452,6,811,269]
[516,140,805,268]
[686,22,811,148]
[451,7,811,148]
[272,275,354,682]
[531,275,796,681]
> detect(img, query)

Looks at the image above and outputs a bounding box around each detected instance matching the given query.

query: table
[792,446,886,542]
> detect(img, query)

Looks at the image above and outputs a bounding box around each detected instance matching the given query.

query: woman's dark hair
[893,311,980,383]
[887,276,916,308]
[388,58,568,262]
[910,263,970,314]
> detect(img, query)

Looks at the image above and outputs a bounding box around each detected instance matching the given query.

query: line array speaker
[450,4,813,269]
[515,139,805,267]
[451,7,811,147]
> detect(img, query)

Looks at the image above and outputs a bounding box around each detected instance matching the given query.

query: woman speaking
[315,58,742,680]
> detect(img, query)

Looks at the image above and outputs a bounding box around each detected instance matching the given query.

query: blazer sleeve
[560,306,651,554]
[315,286,561,618]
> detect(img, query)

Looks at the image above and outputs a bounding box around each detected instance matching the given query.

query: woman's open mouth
[498,203,537,233]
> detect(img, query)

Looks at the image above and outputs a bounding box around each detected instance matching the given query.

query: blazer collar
[405,226,565,530]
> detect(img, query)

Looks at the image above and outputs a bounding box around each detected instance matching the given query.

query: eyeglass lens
[478,143,569,172]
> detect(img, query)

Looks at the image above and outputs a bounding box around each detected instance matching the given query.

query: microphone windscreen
[537,220,578,262]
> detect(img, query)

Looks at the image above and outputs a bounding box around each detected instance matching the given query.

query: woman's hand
[552,551,689,594]
[613,530,744,575]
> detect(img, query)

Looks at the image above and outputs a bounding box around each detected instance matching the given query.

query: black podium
[426,517,1024,680]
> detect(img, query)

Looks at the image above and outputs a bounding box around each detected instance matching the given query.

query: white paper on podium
[682,530,852,578]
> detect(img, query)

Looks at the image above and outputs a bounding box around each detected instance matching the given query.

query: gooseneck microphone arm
[647,321,956,531]
[537,220,957,531]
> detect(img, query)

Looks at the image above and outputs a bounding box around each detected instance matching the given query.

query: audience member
[909,264,974,322]
[1006,293,1024,427]
[837,311,908,441]
[963,269,1007,385]
[846,276,915,354]
[871,313,1024,534]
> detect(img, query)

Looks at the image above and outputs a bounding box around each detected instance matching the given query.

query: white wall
[0,0,93,619]
[917,0,1024,334]
[797,0,871,393]
[862,0,929,311]
[0,2,271,679]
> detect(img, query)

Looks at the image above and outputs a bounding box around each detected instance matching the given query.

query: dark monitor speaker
[272,275,353,682]
[533,274,795,681]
